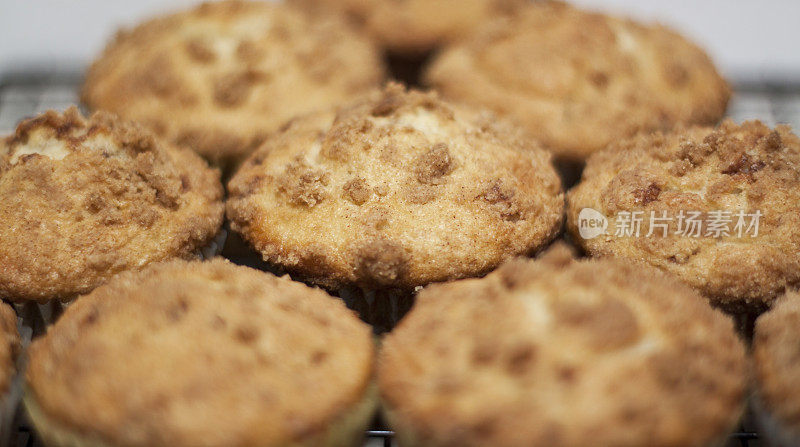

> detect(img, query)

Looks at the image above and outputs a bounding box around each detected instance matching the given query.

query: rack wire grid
[3,72,799,447]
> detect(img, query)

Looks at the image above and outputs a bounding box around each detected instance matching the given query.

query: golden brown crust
[290,0,528,54]
[379,245,747,447]
[754,291,800,435]
[424,1,730,160]
[26,259,374,447]
[567,120,800,310]
[0,302,20,395]
[227,83,564,290]
[82,0,385,164]
[0,108,224,303]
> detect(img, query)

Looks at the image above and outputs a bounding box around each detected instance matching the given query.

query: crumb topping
[425,1,729,160]
[568,120,800,309]
[379,246,747,447]
[26,259,373,446]
[754,291,800,433]
[228,83,564,290]
[0,108,223,302]
[290,0,529,53]
[82,0,384,163]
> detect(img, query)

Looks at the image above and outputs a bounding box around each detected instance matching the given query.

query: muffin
[290,0,528,55]
[753,290,800,447]
[0,303,20,445]
[567,120,800,313]
[25,259,376,447]
[0,108,224,305]
[425,1,729,162]
[82,0,385,167]
[378,245,747,447]
[227,83,564,324]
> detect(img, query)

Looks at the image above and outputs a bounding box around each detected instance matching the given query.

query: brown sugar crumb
[677,139,713,165]
[276,161,329,207]
[553,298,641,350]
[633,183,661,205]
[721,152,766,181]
[664,63,690,87]
[479,180,521,221]
[471,342,497,366]
[757,130,783,152]
[371,87,405,117]
[185,38,216,63]
[355,238,408,286]
[589,71,609,89]
[360,207,390,231]
[343,178,371,205]
[213,71,266,108]
[506,343,537,375]
[8,106,86,147]
[414,143,454,185]
[406,184,438,205]
[669,158,692,177]
[235,39,265,62]
[233,324,260,344]
[139,55,180,97]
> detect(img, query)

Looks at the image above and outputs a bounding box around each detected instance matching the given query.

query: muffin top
[567,120,800,311]
[379,245,747,447]
[290,0,528,54]
[754,291,800,435]
[425,1,729,161]
[82,0,384,164]
[227,83,564,290]
[26,259,374,447]
[0,303,19,395]
[0,108,224,303]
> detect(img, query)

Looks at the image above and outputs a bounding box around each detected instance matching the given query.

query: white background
[1,0,799,82]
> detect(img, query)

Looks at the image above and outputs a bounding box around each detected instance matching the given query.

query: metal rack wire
[3,72,798,447]
[2,72,800,132]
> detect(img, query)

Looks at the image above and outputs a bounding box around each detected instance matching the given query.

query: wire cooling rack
[2,71,795,447]
[2,72,800,133]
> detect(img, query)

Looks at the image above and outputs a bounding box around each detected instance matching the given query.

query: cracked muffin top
[378,245,747,447]
[82,0,384,165]
[567,120,800,312]
[290,0,529,54]
[227,83,564,291]
[0,303,19,396]
[425,1,729,161]
[753,290,800,437]
[26,259,374,447]
[0,108,224,303]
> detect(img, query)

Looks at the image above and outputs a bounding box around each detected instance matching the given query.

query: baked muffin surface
[378,246,747,447]
[425,1,729,160]
[26,259,375,447]
[0,303,19,396]
[227,83,564,290]
[754,291,800,436]
[0,108,224,303]
[567,120,800,310]
[82,0,384,164]
[291,0,528,54]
